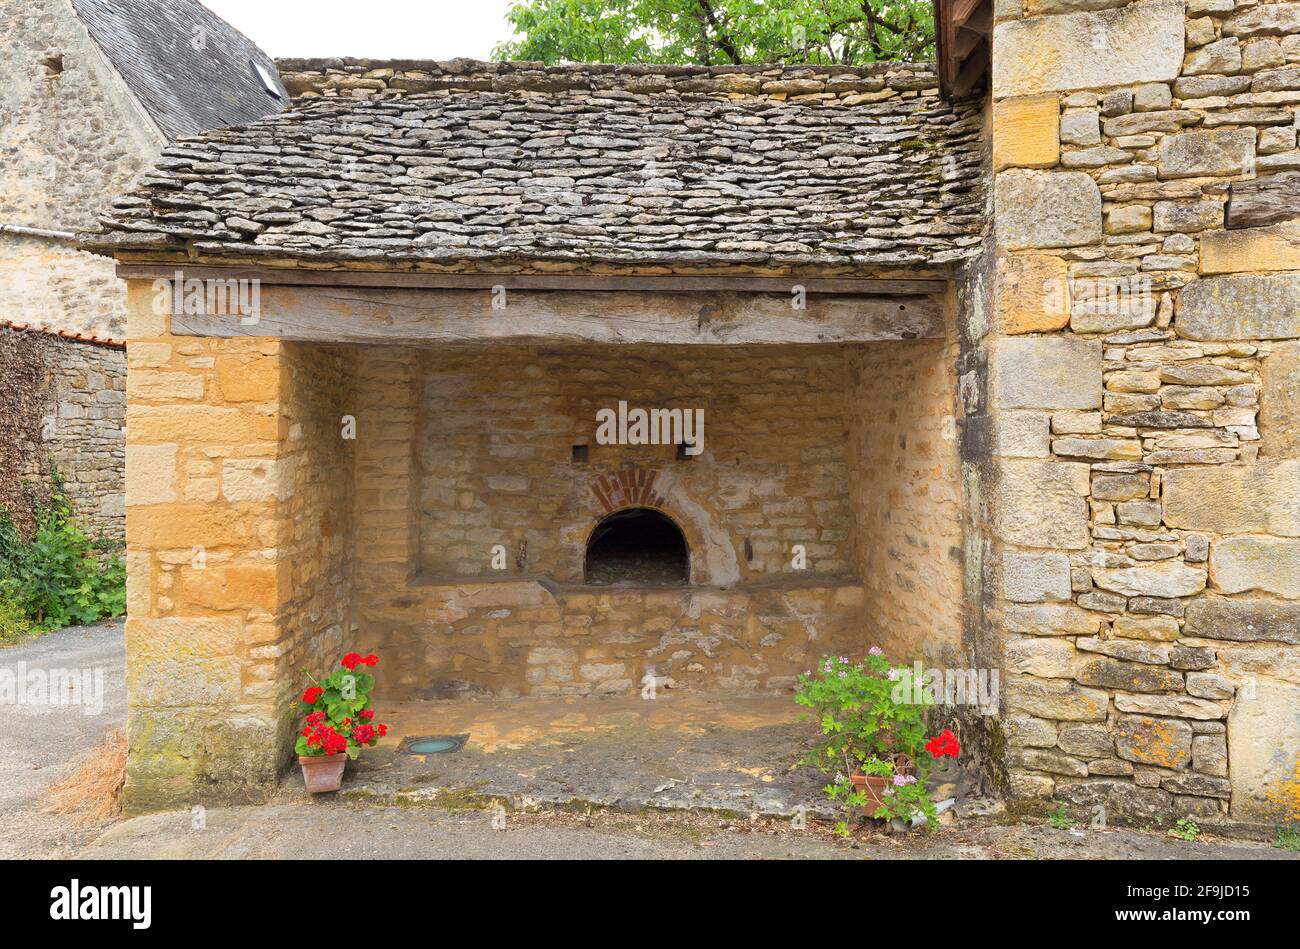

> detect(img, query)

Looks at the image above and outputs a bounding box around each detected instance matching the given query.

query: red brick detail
[590,469,663,513]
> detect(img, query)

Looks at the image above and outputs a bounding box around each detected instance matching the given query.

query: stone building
[84,2,1300,828]
[0,0,285,533]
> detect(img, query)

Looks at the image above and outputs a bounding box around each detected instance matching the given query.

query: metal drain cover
[400,734,469,755]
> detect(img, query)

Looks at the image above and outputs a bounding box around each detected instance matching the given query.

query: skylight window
[251,60,283,101]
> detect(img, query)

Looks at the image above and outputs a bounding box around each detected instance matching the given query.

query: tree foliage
[493,0,935,66]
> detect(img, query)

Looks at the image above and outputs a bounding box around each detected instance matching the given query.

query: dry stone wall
[0,325,124,539]
[991,0,1300,825]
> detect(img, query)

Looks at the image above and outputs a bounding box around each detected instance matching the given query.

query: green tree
[493,0,935,66]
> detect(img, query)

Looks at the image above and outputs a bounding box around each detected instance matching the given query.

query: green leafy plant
[295,652,389,760]
[1274,825,1300,852]
[795,650,955,834]
[1167,818,1201,841]
[0,474,125,633]
[1047,804,1074,830]
[0,589,33,645]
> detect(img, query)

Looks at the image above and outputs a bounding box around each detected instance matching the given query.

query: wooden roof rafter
[935,0,993,98]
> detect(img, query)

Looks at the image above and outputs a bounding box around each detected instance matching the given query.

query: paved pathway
[81,800,1297,860]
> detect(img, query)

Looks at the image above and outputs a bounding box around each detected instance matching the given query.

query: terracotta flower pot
[849,755,916,816]
[299,754,347,793]
[849,772,889,812]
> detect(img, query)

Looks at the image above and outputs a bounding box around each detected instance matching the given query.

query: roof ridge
[275,56,937,78]
[275,57,943,101]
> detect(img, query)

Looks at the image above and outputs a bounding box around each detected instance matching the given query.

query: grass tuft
[42,727,126,824]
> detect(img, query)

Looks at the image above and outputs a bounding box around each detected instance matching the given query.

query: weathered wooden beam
[960,4,993,40]
[951,0,984,29]
[117,264,947,297]
[165,285,945,345]
[952,43,990,98]
[954,25,985,60]
[1226,172,1300,230]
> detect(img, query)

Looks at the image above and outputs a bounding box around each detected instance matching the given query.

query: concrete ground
[4,623,1296,860]
[336,693,866,820]
[0,618,126,859]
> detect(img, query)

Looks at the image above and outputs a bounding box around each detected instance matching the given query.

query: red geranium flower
[925,728,961,759]
[360,709,374,720]
[302,686,324,704]
[341,652,363,670]
[363,654,379,667]
[305,723,348,756]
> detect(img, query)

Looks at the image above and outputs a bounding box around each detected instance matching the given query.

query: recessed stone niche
[349,340,963,699]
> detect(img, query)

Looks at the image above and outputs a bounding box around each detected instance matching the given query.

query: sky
[202,0,521,59]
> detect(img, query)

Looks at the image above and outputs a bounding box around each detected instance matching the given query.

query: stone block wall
[848,336,966,663]
[121,281,354,810]
[989,0,1300,824]
[345,341,925,700]
[412,345,854,584]
[357,577,866,700]
[0,324,124,539]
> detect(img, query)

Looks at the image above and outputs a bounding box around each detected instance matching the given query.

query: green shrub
[0,475,125,633]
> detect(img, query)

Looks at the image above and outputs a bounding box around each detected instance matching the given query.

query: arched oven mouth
[584,507,689,586]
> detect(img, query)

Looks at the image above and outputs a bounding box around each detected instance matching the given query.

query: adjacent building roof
[0,319,125,348]
[70,0,288,141]
[85,60,986,271]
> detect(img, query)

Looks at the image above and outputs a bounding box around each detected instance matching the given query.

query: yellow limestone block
[993,95,1061,171]
[1201,220,1300,275]
[996,254,1070,334]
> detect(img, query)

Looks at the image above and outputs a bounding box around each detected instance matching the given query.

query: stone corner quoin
[992,0,1187,100]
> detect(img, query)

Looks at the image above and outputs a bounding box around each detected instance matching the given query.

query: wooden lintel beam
[116,264,947,297]
[163,285,945,346]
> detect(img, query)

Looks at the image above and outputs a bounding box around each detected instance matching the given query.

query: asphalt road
[0,619,126,859]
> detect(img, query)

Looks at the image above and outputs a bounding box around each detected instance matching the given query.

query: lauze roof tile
[85,61,987,271]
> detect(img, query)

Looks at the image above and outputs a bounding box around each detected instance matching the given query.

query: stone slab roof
[71,0,287,141]
[85,60,987,271]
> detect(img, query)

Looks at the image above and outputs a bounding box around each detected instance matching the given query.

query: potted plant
[795,649,960,835]
[295,651,389,793]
